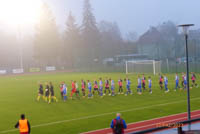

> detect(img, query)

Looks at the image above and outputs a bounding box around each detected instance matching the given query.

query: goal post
[125,60,161,75]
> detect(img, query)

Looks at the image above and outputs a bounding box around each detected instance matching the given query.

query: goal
[125,60,161,75]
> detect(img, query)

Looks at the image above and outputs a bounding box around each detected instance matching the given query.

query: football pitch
[0,72,200,134]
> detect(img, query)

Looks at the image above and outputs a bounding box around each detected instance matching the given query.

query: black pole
[185,34,191,120]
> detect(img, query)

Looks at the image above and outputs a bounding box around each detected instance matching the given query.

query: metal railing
[130,118,200,134]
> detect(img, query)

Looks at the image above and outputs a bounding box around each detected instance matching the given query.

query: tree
[81,0,101,66]
[34,3,61,66]
[98,21,124,57]
[0,31,19,68]
[63,11,81,68]
[157,21,179,58]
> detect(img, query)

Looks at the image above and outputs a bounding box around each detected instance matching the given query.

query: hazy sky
[44,0,200,36]
[0,0,199,37]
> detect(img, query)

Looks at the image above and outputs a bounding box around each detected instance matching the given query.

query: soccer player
[110,78,115,96]
[164,75,169,93]
[49,82,58,103]
[104,78,111,96]
[45,82,50,103]
[159,74,163,90]
[191,72,198,88]
[60,82,63,99]
[99,78,103,97]
[62,82,67,101]
[118,78,123,94]
[148,76,152,94]
[70,80,76,99]
[181,72,185,89]
[137,76,142,94]
[37,82,45,101]
[125,78,132,96]
[183,75,187,90]
[87,80,93,98]
[142,74,146,91]
[81,79,86,98]
[174,73,180,91]
[93,80,99,96]
[75,81,80,99]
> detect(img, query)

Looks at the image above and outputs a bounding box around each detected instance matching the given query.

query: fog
[0,0,199,74]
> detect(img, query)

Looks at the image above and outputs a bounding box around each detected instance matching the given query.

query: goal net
[125,60,161,75]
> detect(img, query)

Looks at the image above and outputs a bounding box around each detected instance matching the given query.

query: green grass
[0,72,200,134]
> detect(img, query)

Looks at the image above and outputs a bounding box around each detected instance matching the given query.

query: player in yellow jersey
[37,82,45,101]
[49,82,58,103]
[44,82,50,103]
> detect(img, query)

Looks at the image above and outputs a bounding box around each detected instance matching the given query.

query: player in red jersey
[142,74,146,91]
[191,72,198,88]
[70,80,76,99]
[81,79,86,98]
[118,78,123,94]
[159,74,163,90]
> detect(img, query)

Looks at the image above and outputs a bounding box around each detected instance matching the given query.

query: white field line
[81,97,200,134]
[105,114,200,134]
[125,113,200,132]
[1,97,200,134]
[82,109,200,134]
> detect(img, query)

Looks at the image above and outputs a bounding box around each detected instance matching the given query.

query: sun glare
[0,0,42,26]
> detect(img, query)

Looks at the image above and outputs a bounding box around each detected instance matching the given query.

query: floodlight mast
[178,24,194,121]
[18,24,23,70]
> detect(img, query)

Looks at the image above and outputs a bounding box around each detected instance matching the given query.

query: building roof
[114,54,148,58]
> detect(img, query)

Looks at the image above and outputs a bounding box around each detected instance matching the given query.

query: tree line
[0,0,199,70]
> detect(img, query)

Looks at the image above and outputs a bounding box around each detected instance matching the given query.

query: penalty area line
[1,97,200,134]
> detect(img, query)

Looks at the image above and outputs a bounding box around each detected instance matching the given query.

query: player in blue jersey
[110,79,115,96]
[87,80,93,98]
[99,78,103,97]
[62,82,67,102]
[125,78,132,96]
[164,75,169,93]
[174,73,180,91]
[137,76,142,94]
[148,76,152,94]
[181,73,185,89]
[183,75,187,90]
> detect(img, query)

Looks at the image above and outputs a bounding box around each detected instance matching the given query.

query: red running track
[82,110,200,134]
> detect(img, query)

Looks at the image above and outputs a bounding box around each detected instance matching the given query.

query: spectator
[15,114,31,134]
[111,113,127,134]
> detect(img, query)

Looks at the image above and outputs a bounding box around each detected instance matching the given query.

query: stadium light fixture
[178,24,194,121]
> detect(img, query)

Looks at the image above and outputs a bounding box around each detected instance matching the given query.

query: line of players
[37,82,58,103]
[59,78,134,101]
[158,72,198,93]
[36,72,198,103]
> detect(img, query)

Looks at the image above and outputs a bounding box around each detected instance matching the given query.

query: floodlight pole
[185,33,191,120]
[178,24,194,121]
[18,24,23,70]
